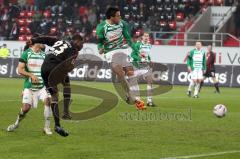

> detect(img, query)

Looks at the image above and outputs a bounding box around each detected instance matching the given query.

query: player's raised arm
[122,20,133,48]
[130,42,141,61]
[187,51,193,72]
[96,23,105,54]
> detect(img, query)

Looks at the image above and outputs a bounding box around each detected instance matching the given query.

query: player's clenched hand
[99,48,104,54]
[31,75,39,83]
[187,67,192,73]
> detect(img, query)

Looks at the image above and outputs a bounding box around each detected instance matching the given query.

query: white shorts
[22,87,50,108]
[191,70,203,80]
[104,48,132,67]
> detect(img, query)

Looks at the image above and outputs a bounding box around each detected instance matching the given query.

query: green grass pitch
[0,78,240,159]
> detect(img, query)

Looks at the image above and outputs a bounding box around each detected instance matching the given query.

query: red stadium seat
[18,35,27,41]
[19,11,27,18]
[26,19,32,25]
[43,10,51,18]
[160,20,167,27]
[154,40,162,45]
[176,12,184,21]
[26,35,32,40]
[27,11,34,18]
[19,27,26,34]
[17,19,27,26]
[169,21,177,30]
[26,27,31,34]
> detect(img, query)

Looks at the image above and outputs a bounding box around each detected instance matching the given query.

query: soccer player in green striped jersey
[130,32,154,107]
[7,43,52,135]
[96,7,145,109]
[187,41,206,98]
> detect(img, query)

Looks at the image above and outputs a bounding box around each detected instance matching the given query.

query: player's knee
[22,103,31,112]
[51,94,58,104]
[125,66,134,77]
[44,98,51,106]
[47,87,58,95]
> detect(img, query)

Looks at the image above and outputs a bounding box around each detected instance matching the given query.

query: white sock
[188,80,194,92]
[194,83,200,96]
[44,105,51,128]
[147,84,152,103]
[128,77,140,101]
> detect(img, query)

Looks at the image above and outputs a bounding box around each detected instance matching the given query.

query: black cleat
[147,102,155,107]
[62,114,72,120]
[54,126,69,137]
[187,91,191,97]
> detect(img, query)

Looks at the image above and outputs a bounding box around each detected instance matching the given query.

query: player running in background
[28,34,83,137]
[199,45,220,93]
[96,7,145,110]
[187,41,206,98]
[186,51,195,97]
[130,32,155,106]
[7,43,52,135]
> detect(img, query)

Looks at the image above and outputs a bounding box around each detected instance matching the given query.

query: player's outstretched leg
[187,80,194,97]
[62,77,72,120]
[193,80,200,98]
[212,77,220,93]
[128,75,146,110]
[43,104,52,135]
[51,93,69,137]
[7,104,31,132]
[199,80,204,93]
[146,74,155,107]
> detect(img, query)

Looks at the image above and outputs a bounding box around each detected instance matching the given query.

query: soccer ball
[213,104,227,117]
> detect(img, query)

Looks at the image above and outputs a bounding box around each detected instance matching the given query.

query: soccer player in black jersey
[200,45,220,93]
[28,34,83,137]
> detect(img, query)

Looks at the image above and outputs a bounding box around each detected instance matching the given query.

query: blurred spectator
[8,20,19,40]
[79,16,92,36]
[234,4,240,38]
[8,3,20,19]
[0,44,10,58]
[0,0,226,42]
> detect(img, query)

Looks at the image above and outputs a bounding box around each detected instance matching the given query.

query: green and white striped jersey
[130,41,152,68]
[96,20,133,53]
[187,48,206,71]
[131,41,152,62]
[20,48,46,90]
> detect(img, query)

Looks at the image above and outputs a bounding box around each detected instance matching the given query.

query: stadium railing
[150,31,240,47]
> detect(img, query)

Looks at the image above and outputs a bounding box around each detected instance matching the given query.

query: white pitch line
[0,99,21,102]
[160,150,240,159]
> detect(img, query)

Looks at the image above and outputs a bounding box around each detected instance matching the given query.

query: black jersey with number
[46,40,76,64]
[31,36,78,71]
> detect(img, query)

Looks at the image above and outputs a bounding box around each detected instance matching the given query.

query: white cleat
[43,127,53,135]
[7,124,18,132]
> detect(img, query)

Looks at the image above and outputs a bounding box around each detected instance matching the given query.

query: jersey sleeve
[131,42,141,61]
[96,22,105,50]
[19,51,28,63]
[187,51,193,68]
[32,36,58,46]
[122,20,133,48]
